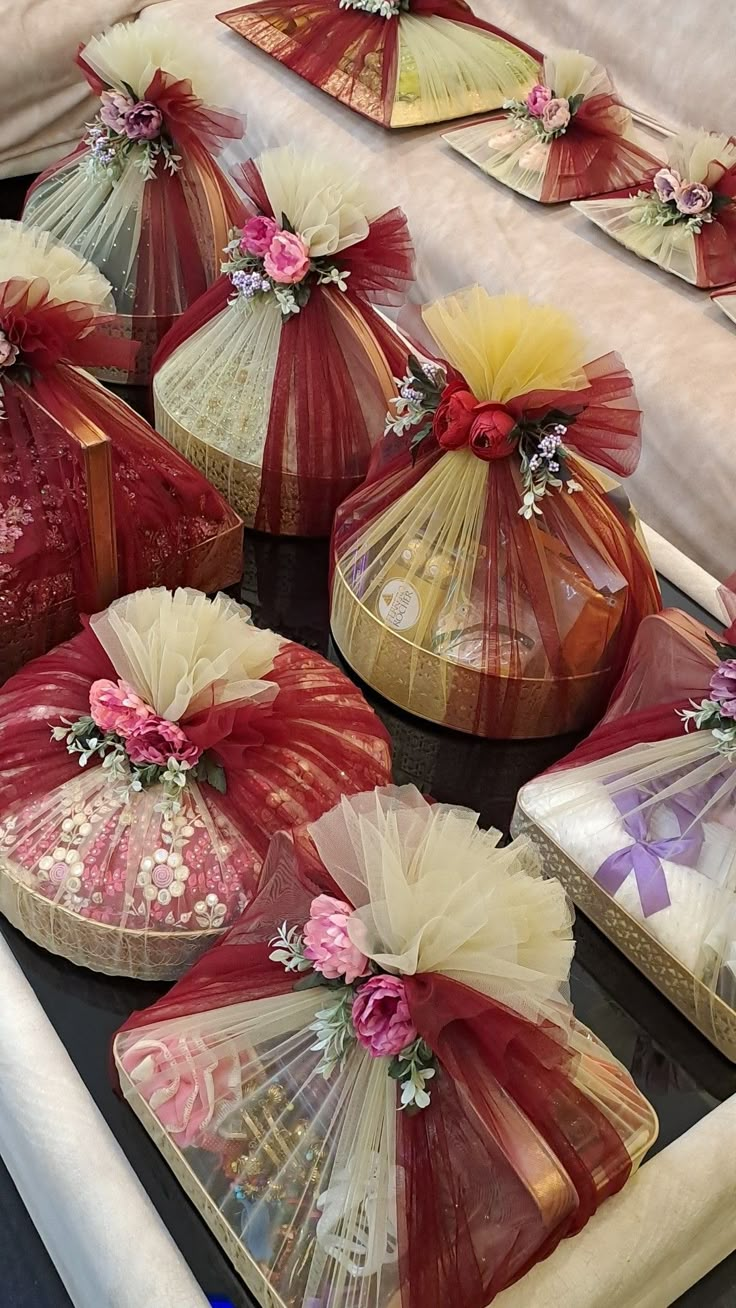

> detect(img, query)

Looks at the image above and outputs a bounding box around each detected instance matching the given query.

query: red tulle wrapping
[154,160,414,535]
[116,827,634,1305]
[218,0,539,127]
[540,95,659,203]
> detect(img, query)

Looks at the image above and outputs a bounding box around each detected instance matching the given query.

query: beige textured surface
[135,0,736,583]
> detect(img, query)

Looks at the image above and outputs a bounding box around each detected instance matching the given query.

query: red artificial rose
[468,404,518,461]
[432,380,477,450]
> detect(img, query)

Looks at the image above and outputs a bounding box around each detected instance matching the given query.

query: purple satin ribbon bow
[594,786,705,918]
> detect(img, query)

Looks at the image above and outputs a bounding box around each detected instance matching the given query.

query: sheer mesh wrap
[330,288,660,739]
[153,148,414,536]
[0,222,242,683]
[445,50,658,204]
[516,594,736,1057]
[218,0,539,129]
[0,588,391,979]
[115,784,657,1308]
[574,132,736,287]
[22,21,244,384]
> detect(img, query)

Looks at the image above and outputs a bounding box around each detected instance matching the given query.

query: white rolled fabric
[496,1095,736,1308]
[0,936,209,1308]
[642,524,723,621]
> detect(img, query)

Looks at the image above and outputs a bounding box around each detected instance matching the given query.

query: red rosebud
[432,380,477,450]
[468,404,518,461]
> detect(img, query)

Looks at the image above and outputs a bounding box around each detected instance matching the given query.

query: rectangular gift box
[511,800,736,1062]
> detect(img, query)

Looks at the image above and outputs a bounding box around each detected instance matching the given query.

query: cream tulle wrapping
[514,603,736,1059]
[0,588,392,979]
[114,785,657,1308]
[153,147,413,536]
[573,132,736,287]
[218,0,540,129]
[444,50,657,204]
[330,288,660,739]
[22,21,243,383]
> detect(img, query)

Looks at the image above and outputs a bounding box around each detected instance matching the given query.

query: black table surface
[2,538,736,1308]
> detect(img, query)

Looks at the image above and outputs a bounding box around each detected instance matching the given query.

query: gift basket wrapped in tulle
[153,148,413,536]
[444,50,658,204]
[0,221,242,683]
[0,588,391,979]
[114,784,657,1307]
[22,21,244,384]
[513,590,736,1059]
[330,288,661,739]
[573,131,736,287]
[218,0,539,129]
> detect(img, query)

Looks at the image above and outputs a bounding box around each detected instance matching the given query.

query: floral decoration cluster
[338,0,408,15]
[52,677,226,807]
[386,355,582,517]
[0,327,26,421]
[223,214,350,318]
[634,167,730,235]
[270,894,437,1111]
[679,639,736,757]
[85,87,180,182]
[502,82,584,143]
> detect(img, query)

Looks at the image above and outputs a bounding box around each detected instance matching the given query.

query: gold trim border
[512,801,736,1062]
[0,862,221,981]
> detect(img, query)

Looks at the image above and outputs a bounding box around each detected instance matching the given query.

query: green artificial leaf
[293,971,327,992]
[708,634,736,662]
[710,192,733,214]
[567,93,585,116]
[387,1059,406,1080]
[121,80,137,101]
[280,212,296,234]
[198,752,228,794]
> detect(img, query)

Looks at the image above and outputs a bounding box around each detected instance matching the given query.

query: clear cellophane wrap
[574,131,736,287]
[516,589,736,1058]
[218,0,540,128]
[22,21,245,384]
[153,148,414,536]
[0,221,242,683]
[445,49,659,203]
[330,288,660,739]
[114,784,657,1308]
[0,588,391,978]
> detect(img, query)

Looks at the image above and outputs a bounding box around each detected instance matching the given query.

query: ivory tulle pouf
[330,288,661,739]
[0,588,391,979]
[0,221,242,684]
[153,147,414,536]
[22,21,244,384]
[573,130,736,287]
[514,596,736,1059]
[218,0,540,128]
[445,49,658,204]
[114,785,657,1308]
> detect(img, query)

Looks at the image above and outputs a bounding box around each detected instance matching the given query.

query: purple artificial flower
[99,90,135,133]
[675,181,713,216]
[123,101,163,141]
[710,659,736,718]
[525,84,552,117]
[653,167,682,203]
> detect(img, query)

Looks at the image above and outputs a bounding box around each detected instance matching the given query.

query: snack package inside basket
[330,287,661,739]
[573,130,736,287]
[153,147,414,537]
[516,590,736,1057]
[0,587,391,979]
[444,49,660,204]
[218,0,540,128]
[22,21,244,384]
[0,221,242,682]
[114,784,658,1308]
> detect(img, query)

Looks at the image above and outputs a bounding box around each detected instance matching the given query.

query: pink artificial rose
[263,230,311,285]
[121,1035,241,1147]
[123,101,163,141]
[240,215,280,256]
[541,97,571,133]
[125,714,201,767]
[303,894,369,984]
[352,974,417,1058]
[653,167,682,203]
[89,678,153,737]
[675,181,713,216]
[525,84,552,117]
[99,90,134,133]
[0,330,18,368]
